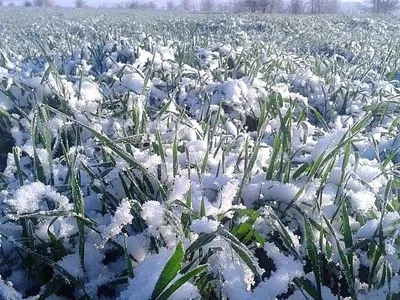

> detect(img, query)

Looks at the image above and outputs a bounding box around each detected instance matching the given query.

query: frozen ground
[0,8,400,299]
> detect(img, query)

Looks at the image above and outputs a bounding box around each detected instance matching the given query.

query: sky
[4,0,168,7]
[2,0,166,7]
[62,0,166,6]
[6,0,361,8]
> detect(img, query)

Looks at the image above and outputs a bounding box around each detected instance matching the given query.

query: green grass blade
[43,104,167,200]
[304,217,322,299]
[71,167,85,270]
[217,228,263,284]
[185,233,217,257]
[151,241,184,300]
[156,265,207,300]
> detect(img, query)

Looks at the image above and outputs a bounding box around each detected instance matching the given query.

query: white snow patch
[118,247,200,300]
[57,253,84,279]
[190,217,219,233]
[5,182,72,216]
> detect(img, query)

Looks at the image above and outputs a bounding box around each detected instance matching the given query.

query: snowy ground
[1,8,400,300]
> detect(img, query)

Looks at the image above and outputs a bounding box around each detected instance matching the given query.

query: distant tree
[126,0,140,8]
[290,0,304,13]
[200,0,215,11]
[368,0,399,12]
[259,0,282,12]
[309,0,338,13]
[34,0,55,7]
[166,0,176,9]
[232,0,245,12]
[324,0,339,12]
[216,1,232,11]
[143,1,156,9]
[244,0,258,11]
[24,0,33,6]
[309,0,320,13]
[75,0,87,8]
[0,1,3,6]
[125,1,157,9]
[240,0,282,12]
[181,0,194,10]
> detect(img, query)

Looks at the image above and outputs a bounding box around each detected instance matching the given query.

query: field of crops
[2,7,400,299]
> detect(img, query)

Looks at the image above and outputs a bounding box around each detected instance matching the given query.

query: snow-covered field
[1,8,400,299]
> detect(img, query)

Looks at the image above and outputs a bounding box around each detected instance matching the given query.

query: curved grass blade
[43,104,167,200]
[151,241,184,300]
[185,232,217,258]
[217,228,263,284]
[156,265,207,300]
[71,167,85,270]
[304,217,322,299]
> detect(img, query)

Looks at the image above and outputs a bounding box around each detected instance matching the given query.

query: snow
[1,11,400,300]
[57,253,84,279]
[252,243,304,299]
[141,201,165,235]
[355,212,400,240]
[209,239,256,299]
[190,217,219,233]
[100,198,133,245]
[118,248,200,300]
[4,182,72,216]
[0,90,13,111]
[169,176,191,202]
[127,233,150,262]
[310,129,347,162]
[243,181,299,207]
[349,190,376,213]
[74,81,102,114]
[121,73,145,93]
[37,216,78,240]
[0,276,23,300]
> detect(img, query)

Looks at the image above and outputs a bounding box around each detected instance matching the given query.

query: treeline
[0,0,398,14]
[165,0,397,13]
[1,0,87,7]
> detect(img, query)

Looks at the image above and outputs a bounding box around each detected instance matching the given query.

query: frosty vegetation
[1,8,400,300]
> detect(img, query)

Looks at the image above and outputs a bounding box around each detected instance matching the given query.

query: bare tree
[181,0,194,10]
[239,0,282,12]
[309,0,319,13]
[244,0,258,11]
[200,0,214,11]
[126,1,140,8]
[369,0,399,12]
[324,0,338,12]
[125,1,157,9]
[216,1,232,11]
[166,0,176,9]
[75,0,87,8]
[262,0,283,12]
[309,0,338,13]
[142,1,157,9]
[34,0,55,7]
[290,0,304,13]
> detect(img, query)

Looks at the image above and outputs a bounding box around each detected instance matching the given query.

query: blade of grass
[151,241,184,300]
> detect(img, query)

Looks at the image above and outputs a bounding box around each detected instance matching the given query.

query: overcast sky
[64,0,166,6]
[5,0,360,8]
[4,0,168,7]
